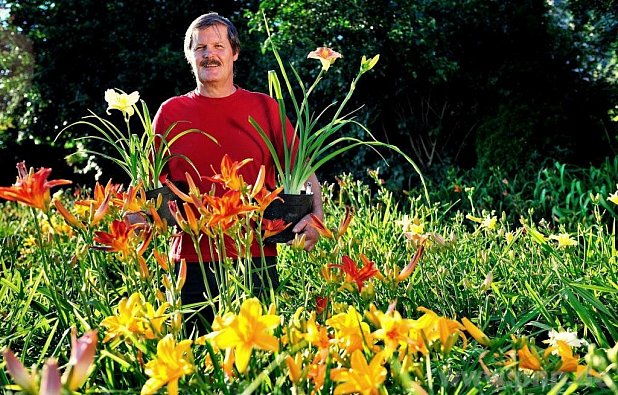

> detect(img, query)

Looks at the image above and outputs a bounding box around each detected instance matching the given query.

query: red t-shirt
[153,87,294,262]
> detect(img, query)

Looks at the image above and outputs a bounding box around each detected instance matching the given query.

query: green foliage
[2,156,618,392]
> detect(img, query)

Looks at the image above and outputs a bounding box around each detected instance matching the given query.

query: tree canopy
[1,0,616,187]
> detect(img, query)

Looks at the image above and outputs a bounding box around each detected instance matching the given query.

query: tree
[1,0,259,184]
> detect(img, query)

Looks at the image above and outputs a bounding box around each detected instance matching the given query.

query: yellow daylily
[105,88,139,118]
[326,306,373,354]
[413,307,466,354]
[372,308,416,355]
[608,191,618,205]
[466,213,497,230]
[141,335,194,395]
[141,301,170,340]
[208,298,280,373]
[100,293,145,343]
[331,350,387,395]
[548,233,578,248]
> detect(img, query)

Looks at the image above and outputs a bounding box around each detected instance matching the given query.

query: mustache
[201,58,222,67]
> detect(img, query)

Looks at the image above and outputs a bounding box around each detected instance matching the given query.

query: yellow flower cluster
[100,292,169,343]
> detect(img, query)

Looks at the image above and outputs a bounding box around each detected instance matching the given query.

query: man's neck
[196,83,237,98]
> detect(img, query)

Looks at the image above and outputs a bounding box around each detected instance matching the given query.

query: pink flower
[307,47,342,71]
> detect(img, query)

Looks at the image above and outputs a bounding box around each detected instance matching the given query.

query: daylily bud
[285,354,303,384]
[162,275,173,291]
[54,199,85,230]
[3,349,38,394]
[291,233,307,250]
[360,54,380,73]
[177,259,187,291]
[63,328,98,390]
[397,243,425,283]
[480,271,493,292]
[40,358,61,395]
[462,317,491,346]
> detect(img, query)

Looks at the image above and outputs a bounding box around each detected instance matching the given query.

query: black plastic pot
[145,185,178,226]
[263,192,314,243]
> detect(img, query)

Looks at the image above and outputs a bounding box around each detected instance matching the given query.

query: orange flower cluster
[0,161,71,211]
[165,154,286,240]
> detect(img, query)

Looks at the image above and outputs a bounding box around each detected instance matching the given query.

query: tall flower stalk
[250,17,428,201]
[59,89,217,190]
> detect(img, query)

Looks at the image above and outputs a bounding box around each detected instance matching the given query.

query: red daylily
[330,254,381,291]
[316,296,329,315]
[93,219,140,258]
[0,161,72,211]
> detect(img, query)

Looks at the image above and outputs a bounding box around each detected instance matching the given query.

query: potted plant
[59,88,217,222]
[250,24,427,242]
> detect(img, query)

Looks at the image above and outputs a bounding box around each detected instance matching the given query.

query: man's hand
[288,173,323,251]
[125,212,148,225]
[290,214,320,251]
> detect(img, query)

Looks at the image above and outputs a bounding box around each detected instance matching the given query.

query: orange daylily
[164,174,202,205]
[514,341,543,371]
[0,161,72,211]
[307,47,342,71]
[75,180,119,225]
[207,154,252,192]
[309,214,334,239]
[336,206,353,238]
[253,185,283,211]
[262,218,290,240]
[92,219,151,263]
[93,219,137,256]
[544,340,583,373]
[203,190,258,232]
[330,254,381,291]
[309,206,353,240]
[114,181,147,213]
[54,199,86,230]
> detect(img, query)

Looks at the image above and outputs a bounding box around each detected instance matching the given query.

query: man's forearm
[308,173,323,220]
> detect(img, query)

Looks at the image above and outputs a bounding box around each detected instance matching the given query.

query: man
[152,12,322,324]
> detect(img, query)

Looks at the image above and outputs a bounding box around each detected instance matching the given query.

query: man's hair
[184,12,241,65]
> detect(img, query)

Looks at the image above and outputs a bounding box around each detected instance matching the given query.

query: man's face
[191,24,238,88]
